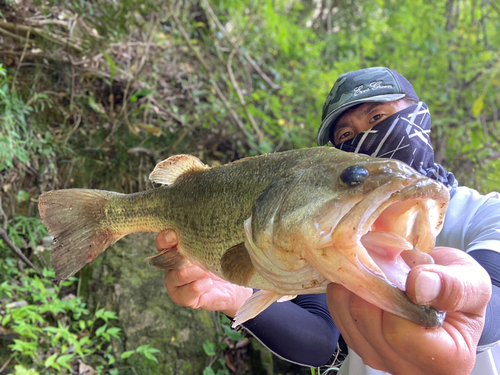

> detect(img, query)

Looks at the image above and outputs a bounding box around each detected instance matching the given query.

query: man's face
[331,99,412,146]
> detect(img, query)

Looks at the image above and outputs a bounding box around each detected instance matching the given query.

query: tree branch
[170,7,260,150]
[227,49,265,141]
[0,228,43,277]
[202,0,281,91]
[0,21,83,52]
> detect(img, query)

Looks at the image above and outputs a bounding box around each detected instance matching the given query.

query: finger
[406,248,491,314]
[345,292,405,372]
[401,250,434,268]
[155,230,178,251]
[168,277,214,308]
[164,265,211,288]
[326,284,386,370]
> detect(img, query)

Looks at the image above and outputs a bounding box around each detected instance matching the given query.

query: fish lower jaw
[326,192,447,293]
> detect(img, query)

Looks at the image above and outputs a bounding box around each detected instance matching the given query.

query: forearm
[469,249,500,349]
[239,293,339,367]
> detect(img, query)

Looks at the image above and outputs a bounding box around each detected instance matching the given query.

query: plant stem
[0,227,43,277]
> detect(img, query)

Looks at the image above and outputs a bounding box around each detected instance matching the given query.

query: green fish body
[39,147,449,327]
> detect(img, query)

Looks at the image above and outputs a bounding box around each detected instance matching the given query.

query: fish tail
[39,189,127,281]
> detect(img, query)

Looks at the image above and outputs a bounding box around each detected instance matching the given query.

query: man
[155,67,500,374]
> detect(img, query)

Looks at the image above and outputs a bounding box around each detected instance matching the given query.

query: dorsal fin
[149,154,209,185]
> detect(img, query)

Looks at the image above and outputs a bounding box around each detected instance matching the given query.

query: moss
[87,233,214,375]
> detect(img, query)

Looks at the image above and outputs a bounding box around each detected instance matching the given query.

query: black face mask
[335,102,458,192]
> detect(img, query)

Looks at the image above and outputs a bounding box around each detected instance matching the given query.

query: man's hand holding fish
[327,246,491,375]
[155,232,252,318]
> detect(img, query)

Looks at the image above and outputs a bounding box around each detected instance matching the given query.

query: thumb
[406,247,491,314]
[155,230,178,251]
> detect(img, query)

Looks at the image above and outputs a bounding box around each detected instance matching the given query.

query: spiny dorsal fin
[149,154,209,185]
[220,242,256,286]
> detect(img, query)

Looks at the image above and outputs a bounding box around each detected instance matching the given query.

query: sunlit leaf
[472,95,485,117]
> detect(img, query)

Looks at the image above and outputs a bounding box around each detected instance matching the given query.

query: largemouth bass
[38,147,449,328]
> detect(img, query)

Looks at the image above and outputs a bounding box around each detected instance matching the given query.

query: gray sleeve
[465,195,500,253]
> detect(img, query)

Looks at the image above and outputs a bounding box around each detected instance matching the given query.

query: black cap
[316,67,419,146]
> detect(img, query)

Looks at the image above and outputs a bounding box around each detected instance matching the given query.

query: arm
[464,194,500,349]
[469,249,500,349]
[156,231,338,367]
[241,293,339,367]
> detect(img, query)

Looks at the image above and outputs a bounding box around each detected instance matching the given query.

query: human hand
[327,247,492,375]
[155,230,253,318]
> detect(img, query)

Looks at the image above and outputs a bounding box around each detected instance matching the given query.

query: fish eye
[340,165,369,186]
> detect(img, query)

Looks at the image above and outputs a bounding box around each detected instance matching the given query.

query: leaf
[135,123,162,136]
[13,365,40,375]
[134,88,154,97]
[95,323,108,336]
[203,340,216,356]
[56,354,74,371]
[44,353,58,369]
[102,310,118,321]
[94,308,105,320]
[106,353,115,365]
[203,367,216,375]
[43,326,60,334]
[16,190,30,204]
[472,95,484,117]
[120,350,135,360]
[223,325,244,341]
[2,314,11,326]
[42,268,55,278]
[103,52,116,81]
[88,96,106,115]
[106,327,121,338]
[143,350,159,363]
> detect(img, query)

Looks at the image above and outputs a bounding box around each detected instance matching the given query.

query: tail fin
[39,189,124,281]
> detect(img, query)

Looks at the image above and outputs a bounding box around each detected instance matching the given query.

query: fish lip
[331,176,449,269]
[324,176,449,328]
[367,178,449,244]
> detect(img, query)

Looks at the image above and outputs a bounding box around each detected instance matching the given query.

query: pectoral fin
[220,242,256,286]
[232,290,296,328]
[147,249,191,270]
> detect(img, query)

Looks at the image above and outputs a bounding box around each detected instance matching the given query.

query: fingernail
[164,231,177,244]
[415,271,441,304]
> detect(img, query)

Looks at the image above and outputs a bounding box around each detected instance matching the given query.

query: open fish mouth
[355,179,448,290]
[322,176,449,328]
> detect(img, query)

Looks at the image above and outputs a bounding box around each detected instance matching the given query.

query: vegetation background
[0,0,499,374]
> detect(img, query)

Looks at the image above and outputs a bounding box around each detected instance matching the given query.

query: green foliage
[4,1,499,192]
[202,313,244,375]
[0,216,160,374]
[0,64,56,172]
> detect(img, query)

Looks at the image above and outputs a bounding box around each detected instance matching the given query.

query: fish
[38,147,449,328]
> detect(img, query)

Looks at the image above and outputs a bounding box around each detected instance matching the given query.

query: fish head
[246,149,449,327]
[314,155,448,274]
[310,154,449,327]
